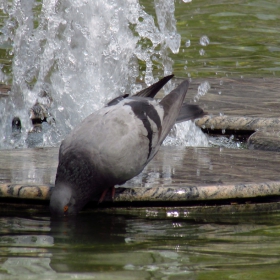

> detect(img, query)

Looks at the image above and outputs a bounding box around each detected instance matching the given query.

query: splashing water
[194,81,211,102]
[163,121,208,147]
[0,0,207,149]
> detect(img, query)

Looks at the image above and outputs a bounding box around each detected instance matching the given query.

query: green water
[1,1,280,279]
[171,0,280,78]
[1,209,280,279]
[1,0,280,80]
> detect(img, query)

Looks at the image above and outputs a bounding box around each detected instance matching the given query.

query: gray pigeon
[50,75,206,216]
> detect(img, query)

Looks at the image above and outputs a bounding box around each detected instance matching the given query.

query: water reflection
[0,211,280,279]
[1,146,280,205]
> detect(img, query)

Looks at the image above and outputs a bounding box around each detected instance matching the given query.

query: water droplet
[182,0,192,2]
[199,49,205,56]
[194,81,210,101]
[185,40,191,47]
[218,91,221,95]
[199,35,210,46]
[222,129,226,134]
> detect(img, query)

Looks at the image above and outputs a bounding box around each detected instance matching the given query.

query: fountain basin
[1,77,280,214]
[1,145,280,215]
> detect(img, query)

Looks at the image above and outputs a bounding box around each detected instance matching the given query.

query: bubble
[199,35,210,46]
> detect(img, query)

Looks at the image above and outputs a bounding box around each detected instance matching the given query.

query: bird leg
[98,186,115,204]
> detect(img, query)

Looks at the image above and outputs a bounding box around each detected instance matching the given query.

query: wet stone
[248,131,280,152]
[196,115,280,132]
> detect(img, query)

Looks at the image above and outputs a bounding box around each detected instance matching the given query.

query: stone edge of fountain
[1,181,280,215]
[196,115,280,151]
[1,181,280,201]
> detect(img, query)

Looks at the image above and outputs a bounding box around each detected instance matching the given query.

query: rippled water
[1,1,280,279]
[171,0,280,78]
[1,209,280,279]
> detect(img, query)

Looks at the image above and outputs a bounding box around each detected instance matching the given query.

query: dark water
[1,209,280,279]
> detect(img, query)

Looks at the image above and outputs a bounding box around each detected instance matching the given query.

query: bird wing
[106,74,174,107]
[146,80,190,162]
[134,74,174,98]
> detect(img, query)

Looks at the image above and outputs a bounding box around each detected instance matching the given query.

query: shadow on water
[1,210,280,279]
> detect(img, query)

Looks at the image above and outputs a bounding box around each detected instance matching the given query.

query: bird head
[50,183,79,216]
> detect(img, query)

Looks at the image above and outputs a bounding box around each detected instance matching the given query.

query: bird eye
[64,205,69,213]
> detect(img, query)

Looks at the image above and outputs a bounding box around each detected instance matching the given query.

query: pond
[0,0,280,279]
[1,208,280,279]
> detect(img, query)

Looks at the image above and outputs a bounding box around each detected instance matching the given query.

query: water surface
[1,209,280,279]
[1,0,280,79]
[1,1,280,279]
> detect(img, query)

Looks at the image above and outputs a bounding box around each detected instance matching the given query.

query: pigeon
[50,75,206,216]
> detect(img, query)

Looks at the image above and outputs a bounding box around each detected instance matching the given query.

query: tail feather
[157,80,189,145]
[176,103,206,123]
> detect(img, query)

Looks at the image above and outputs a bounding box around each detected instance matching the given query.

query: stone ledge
[248,131,280,152]
[196,115,280,131]
[1,181,280,203]
[0,184,51,200]
[113,181,280,202]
